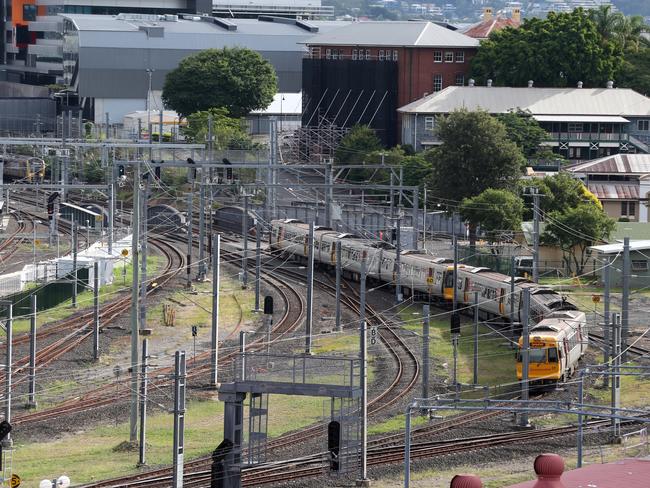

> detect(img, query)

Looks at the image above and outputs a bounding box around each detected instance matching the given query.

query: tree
[162,48,277,118]
[543,204,615,275]
[182,107,253,149]
[425,109,525,246]
[335,125,382,164]
[459,189,524,246]
[618,49,650,95]
[470,9,624,88]
[496,110,549,159]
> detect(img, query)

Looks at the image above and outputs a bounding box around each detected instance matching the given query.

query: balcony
[549,132,628,142]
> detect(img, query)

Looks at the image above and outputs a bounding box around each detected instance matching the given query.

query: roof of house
[591,240,650,254]
[303,21,479,48]
[587,182,639,200]
[398,86,650,116]
[462,17,519,38]
[612,222,650,240]
[507,457,650,488]
[566,154,650,175]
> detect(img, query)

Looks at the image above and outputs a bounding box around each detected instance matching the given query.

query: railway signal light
[263,296,274,315]
[450,312,461,335]
[151,160,163,180]
[187,158,196,181]
[191,325,198,337]
[222,158,232,180]
[0,420,12,441]
[327,421,341,471]
[118,165,125,177]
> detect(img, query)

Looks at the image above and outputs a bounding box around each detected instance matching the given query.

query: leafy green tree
[470,9,624,87]
[162,48,277,118]
[496,109,549,159]
[182,107,253,149]
[618,49,650,95]
[459,189,524,246]
[425,109,525,246]
[335,125,382,163]
[543,204,615,275]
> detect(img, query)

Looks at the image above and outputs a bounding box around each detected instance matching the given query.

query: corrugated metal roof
[398,86,650,116]
[588,182,639,200]
[566,154,650,175]
[533,115,629,123]
[506,457,650,487]
[303,21,479,47]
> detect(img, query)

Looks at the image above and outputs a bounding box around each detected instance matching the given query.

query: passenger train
[270,219,585,382]
[1,154,46,182]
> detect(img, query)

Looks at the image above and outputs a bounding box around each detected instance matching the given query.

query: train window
[444,273,453,288]
[548,347,558,362]
[529,348,547,363]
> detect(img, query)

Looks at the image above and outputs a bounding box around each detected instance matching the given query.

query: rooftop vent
[577,81,583,88]
[487,79,492,87]
[606,80,614,88]
[468,78,475,87]
[528,80,534,88]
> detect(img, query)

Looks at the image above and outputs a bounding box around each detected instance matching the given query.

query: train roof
[60,201,100,216]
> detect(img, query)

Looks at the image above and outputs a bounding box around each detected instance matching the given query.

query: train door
[426,268,434,295]
[443,270,454,301]
[463,278,471,303]
[330,240,337,265]
[498,288,506,315]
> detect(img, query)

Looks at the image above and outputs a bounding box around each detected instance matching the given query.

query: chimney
[451,474,482,488]
[528,80,534,88]
[487,79,493,87]
[577,81,583,88]
[483,7,493,21]
[606,80,614,88]
[532,453,565,488]
[512,7,521,23]
[468,78,475,87]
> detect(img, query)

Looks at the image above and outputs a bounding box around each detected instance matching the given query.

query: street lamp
[146,69,155,140]
[86,219,90,248]
[33,219,41,274]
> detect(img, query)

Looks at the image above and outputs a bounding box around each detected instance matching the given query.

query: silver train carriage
[1,155,46,182]
[270,219,576,323]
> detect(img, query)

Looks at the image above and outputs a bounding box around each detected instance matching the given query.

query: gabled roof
[587,182,639,200]
[566,154,650,175]
[462,17,519,39]
[304,21,479,48]
[398,86,650,116]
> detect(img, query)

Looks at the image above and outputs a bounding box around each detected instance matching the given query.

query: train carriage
[1,155,46,182]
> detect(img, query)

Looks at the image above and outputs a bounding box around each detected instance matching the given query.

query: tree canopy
[162,48,277,118]
[182,107,253,149]
[496,109,550,159]
[335,125,382,164]
[425,109,524,244]
[459,189,524,244]
[470,9,624,87]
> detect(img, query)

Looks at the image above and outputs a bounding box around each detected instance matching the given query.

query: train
[270,219,584,382]
[516,310,587,383]
[1,154,46,182]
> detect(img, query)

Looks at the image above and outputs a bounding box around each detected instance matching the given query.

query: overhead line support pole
[210,234,221,388]
[28,295,37,408]
[305,222,315,355]
[129,160,141,443]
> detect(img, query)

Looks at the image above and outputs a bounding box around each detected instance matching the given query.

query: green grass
[368,413,428,435]
[399,305,517,387]
[12,256,162,334]
[13,395,324,486]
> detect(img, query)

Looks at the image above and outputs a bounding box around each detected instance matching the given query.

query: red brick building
[301,21,479,146]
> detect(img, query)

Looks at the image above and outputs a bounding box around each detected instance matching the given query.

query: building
[462,7,521,40]
[0,0,213,87]
[58,14,347,121]
[211,0,333,19]
[592,240,650,288]
[566,154,650,222]
[398,84,650,159]
[302,21,479,147]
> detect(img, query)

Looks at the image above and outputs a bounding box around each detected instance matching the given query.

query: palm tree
[588,5,624,41]
[616,15,649,52]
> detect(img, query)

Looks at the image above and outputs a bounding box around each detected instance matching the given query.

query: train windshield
[529,348,547,363]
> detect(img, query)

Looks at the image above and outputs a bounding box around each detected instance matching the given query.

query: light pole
[146,69,154,140]
[85,219,90,249]
[32,219,41,271]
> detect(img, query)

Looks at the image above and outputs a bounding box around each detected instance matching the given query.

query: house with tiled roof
[462,7,521,39]
[566,154,650,222]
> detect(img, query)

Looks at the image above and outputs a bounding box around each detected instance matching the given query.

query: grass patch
[14,394,325,486]
[368,413,428,435]
[399,305,517,387]
[12,256,162,334]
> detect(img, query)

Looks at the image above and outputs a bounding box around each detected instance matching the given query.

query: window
[365,49,371,60]
[444,51,454,62]
[393,50,398,61]
[433,74,443,92]
[23,4,36,21]
[548,347,558,362]
[568,123,583,133]
[621,201,636,216]
[325,49,331,60]
[455,73,464,86]
[331,49,338,60]
[424,116,434,131]
[632,260,648,271]
[379,49,385,61]
[455,51,465,63]
[433,50,442,62]
[352,49,358,60]
[637,120,649,131]
[529,348,547,363]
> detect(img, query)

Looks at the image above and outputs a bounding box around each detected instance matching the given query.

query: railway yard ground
[1,196,649,488]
